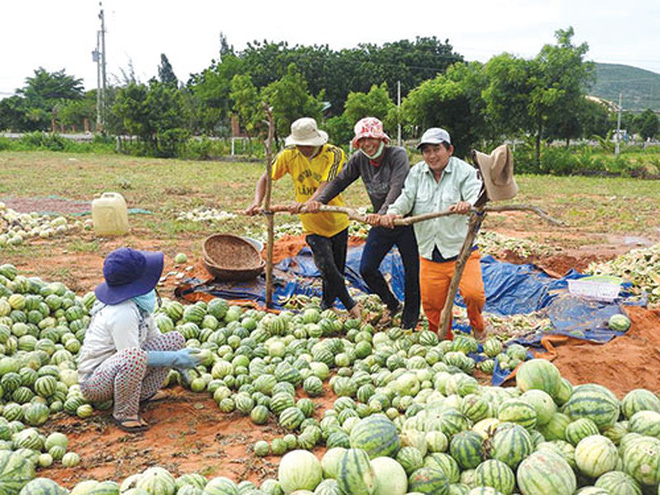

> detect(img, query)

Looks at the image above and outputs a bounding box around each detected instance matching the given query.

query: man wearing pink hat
[307,117,420,329]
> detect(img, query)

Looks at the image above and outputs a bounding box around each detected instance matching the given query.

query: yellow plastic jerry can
[91,192,129,236]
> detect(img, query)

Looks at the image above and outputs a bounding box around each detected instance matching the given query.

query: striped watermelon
[516,450,576,495]
[336,448,375,495]
[535,440,577,470]
[520,389,556,426]
[621,389,660,420]
[515,359,561,398]
[474,459,515,495]
[537,412,571,441]
[449,431,484,470]
[279,407,305,431]
[202,476,238,494]
[490,423,533,470]
[562,384,620,431]
[0,450,35,494]
[321,447,346,479]
[574,435,618,478]
[424,453,460,484]
[396,446,424,475]
[136,467,176,495]
[628,410,660,439]
[371,456,408,495]
[278,450,322,493]
[594,470,642,495]
[15,477,65,494]
[621,435,660,486]
[408,467,450,495]
[565,418,600,446]
[349,415,400,459]
[497,399,537,430]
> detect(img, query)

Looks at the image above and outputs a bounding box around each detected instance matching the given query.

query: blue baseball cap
[95,247,164,305]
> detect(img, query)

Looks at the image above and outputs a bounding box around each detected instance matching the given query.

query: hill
[591,63,660,112]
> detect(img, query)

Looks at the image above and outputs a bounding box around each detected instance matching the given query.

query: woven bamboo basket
[202,233,265,281]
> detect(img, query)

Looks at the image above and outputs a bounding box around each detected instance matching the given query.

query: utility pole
[93,2,107,132]
[615,92,622,157]
[397,80,402,146]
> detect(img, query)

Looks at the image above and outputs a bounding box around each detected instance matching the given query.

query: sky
[1,0,659,98]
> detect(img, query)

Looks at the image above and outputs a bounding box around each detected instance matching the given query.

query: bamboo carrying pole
[262,105,275,308]
[436,210,484,339]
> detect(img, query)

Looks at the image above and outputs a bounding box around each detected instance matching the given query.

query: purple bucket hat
[95,247,164,305]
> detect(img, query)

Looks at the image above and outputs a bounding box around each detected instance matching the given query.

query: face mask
[360,141,385,161]
[133,289,157,314]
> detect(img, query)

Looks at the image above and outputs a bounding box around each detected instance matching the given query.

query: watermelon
[321,447,346,479]
[628,410,660,439]
[621,435,660,486]
[608,314,631,332]
[449,431,484,470]
[16,477,66,494]
[515,359,561,398]
[408,467,450,495]
[565,418,600,446]
[278,450,322,493]
[594,470,642,495]
[0,450,35,494]
[424,453,460,484]
[562,383,620,431]
[490,423,533,470]
[202,476,238,495]
[574,435,618,478]
[621,389,660,420]
[520,389,556,426]
[336,448,375,495]
[536,440,577,470]
[473,459,515,495]
[516,450,576,495]
[497,399,537,430]
[396,446,424,475]
[371,456,407,495]
[349,415,400,459]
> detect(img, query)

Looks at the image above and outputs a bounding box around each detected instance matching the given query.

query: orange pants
[420,251,485,339]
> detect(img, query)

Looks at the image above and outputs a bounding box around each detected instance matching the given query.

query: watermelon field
[0,150,660,494]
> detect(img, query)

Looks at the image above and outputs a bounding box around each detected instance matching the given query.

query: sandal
[112,416,149,433]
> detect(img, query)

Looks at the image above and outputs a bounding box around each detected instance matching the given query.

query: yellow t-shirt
[272,144,349,237]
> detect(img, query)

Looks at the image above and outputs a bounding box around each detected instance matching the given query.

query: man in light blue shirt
[379,128,486,339]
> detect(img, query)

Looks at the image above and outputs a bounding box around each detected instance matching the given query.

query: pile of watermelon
[2,262,660,494]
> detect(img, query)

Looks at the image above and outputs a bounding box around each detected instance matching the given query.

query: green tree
[527,27,594,165]
[579,98,611,139]
[401,62,487,157]
[343,83,396,133]
[2,68,85,131]
[112,80,188,157]
[187,52,244,136]
[482,54,534,138]
[58,92,97,132]
[158,54,178,88]
[260,63,324,141]
[634,109,659,140]
[229,74,264,156]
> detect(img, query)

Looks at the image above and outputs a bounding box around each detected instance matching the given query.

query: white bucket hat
[285,118,328,147]
[473,144,518,201]
[417,127,451,149]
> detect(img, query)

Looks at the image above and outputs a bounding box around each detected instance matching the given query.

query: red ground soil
[5,198,660,488]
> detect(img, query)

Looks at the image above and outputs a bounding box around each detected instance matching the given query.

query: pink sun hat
[351,117,390,149]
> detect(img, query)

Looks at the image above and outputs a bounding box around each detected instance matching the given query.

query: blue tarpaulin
[180,243,636,333]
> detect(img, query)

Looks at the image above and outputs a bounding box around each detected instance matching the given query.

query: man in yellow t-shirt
[246,117,360,317]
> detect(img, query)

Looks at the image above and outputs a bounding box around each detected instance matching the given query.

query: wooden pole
[437,210,485,339]
[256,203,563,227]
[263,104,275,308]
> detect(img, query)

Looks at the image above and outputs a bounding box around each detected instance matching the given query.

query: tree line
[0,28,658,166]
